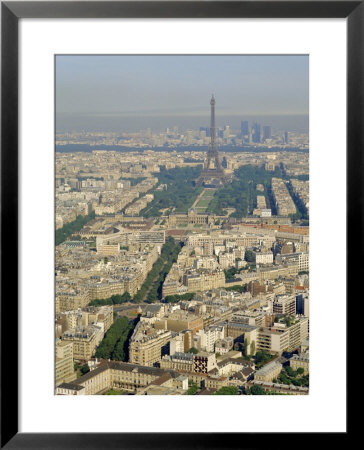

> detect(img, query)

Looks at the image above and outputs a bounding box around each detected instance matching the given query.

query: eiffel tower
[197,95,227,187]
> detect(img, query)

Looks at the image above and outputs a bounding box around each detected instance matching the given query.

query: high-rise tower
[197,95,227,187]
[204,95,223,172]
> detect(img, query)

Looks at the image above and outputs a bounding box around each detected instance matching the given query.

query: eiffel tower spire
[205,94,222,172]
[196,95,226,187]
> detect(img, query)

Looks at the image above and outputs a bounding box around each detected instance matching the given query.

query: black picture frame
[1,1,358,448]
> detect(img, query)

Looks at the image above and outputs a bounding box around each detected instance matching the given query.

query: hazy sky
[56,55,308,132]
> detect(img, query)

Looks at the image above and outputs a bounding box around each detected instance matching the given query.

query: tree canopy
[139,166,203,217]
[214,386,239,395]
[55,211,95,246]
[95,316,139,361]
[247,385,266,395]
[89,292,131,307]
[187,347,199,354]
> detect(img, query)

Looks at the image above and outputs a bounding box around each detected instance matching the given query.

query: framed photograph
[1,1,358,447]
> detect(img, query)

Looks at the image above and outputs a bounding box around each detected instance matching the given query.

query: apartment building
[62,325,102,360]
[273,295,296,316]
[254,251,274,265]
[194,325,225,352]
[55,340,76,386]
[56,290,90,314]
[185,270,225,292]
[129,325,173,367]
[256,317,309,353]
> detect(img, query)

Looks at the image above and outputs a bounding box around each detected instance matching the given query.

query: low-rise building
[290,352,309,374]
[160,352,194,372]
[254,360,282,382]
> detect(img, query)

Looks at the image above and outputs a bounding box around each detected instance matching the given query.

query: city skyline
[56,55,309,133]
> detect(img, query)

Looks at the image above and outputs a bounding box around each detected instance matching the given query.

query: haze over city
[56,55,309,133]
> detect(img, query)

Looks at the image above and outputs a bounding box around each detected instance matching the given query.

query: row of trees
[55,211,95,246]
[245,385,266,395]
[133,237,182,303]
[89,238,183,306]
[186,384,239,395]
[164,292,195,303]
[88,292,131,307]
[95,316,139,361]
[224,284,248,293]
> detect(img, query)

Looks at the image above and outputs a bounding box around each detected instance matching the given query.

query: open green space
[206,165,282,217]
[195,199,211,208]
[194,189,216,212]
[139,166,203,217]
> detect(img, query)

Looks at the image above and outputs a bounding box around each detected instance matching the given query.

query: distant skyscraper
[199,129,207,139]
[241,121,249,136]
[284,131,289,144]
[223,125,230,139]
[186,130,194,145]
[252,122,261,143]
[199,126,210,137]
[263,126,272,141]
